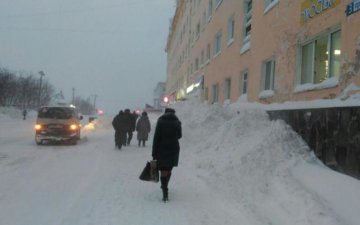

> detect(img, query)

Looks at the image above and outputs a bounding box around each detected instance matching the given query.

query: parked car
[35,106,83,145]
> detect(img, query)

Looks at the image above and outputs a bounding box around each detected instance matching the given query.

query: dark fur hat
[165,108,175,114]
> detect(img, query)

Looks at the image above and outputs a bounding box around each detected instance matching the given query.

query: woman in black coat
[152,108,182,202]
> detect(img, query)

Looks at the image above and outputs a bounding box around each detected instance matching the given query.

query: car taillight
[70,124,78,130]
[35,124,42,130]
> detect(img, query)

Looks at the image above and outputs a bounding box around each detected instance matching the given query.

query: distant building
[165,0,360,105]
[153,82,166,109]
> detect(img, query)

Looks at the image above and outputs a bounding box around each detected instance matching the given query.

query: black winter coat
[152,112,182,168]
[112,113,126,132]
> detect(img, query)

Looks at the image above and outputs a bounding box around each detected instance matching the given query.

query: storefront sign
[346,0,360,16]
[301,0,341,25]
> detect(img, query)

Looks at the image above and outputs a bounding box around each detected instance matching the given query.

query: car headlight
[35,124,42,130]
[69,124,78,130]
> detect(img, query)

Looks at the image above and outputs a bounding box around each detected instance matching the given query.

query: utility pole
[38,71,45,108]
[72,88,75,105]
[93,94,97,114]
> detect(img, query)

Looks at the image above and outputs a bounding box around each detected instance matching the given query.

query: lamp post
[38,71,45,108]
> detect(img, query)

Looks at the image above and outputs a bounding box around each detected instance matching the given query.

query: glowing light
[186,84,194,93]
[35,124,42,130]
[163,96,169,103]
[70,124,78,130]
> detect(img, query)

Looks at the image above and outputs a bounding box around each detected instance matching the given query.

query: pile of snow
[171,98,360,225]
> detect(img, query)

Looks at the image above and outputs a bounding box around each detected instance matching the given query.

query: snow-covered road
[0,112,250,225]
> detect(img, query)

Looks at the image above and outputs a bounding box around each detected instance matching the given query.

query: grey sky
[0,0,175,114]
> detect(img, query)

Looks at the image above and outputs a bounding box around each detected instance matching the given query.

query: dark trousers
[115,130,126,148]
[126,131,133,145]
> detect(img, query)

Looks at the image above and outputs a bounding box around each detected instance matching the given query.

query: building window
[195,58,199,71]
[243,0,252,43]
[207,0,213,20]
[301,30,341,85]
[206,43,211,62]
[240,71,248,94]
[202,10,206,31]
[227,15,235,45]
[212,83,219,103]
[196,21,201,39]
[264,0,279,13]
[205,87,209,101]
[214,31,222,56]
[201,50,205,65]
[224,78,231,100]
[215,0,223,9]
[263,59,276,90]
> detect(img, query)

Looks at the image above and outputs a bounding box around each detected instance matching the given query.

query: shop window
[300,30,341,84]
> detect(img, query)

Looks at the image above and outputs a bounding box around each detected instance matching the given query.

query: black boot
[160,176,169,202]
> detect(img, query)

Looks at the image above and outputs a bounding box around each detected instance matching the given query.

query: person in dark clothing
[136,111,151,147]
[124,109,136,146]
[152,108,182,202]
[112,110,126,149]
[22,109,27,120]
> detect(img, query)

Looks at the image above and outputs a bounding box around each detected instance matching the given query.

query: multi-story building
[165,0,360,105]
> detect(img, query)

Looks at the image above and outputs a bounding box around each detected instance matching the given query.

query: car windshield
[38,107,74,119]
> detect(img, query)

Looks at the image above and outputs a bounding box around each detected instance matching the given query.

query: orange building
[165,0,360,105]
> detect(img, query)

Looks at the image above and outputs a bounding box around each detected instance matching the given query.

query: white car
[35,106,83,145]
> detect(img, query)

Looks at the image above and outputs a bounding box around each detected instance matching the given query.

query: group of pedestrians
[112,109,151,149]
[112,109,137,149]
[112,107,182,202]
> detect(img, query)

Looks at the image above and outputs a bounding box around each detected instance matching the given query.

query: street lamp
[38,71,45,108]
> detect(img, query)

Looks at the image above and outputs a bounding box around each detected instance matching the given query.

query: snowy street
[1,100,360,225]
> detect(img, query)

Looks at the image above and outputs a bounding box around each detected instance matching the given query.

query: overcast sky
[0,0,175,114]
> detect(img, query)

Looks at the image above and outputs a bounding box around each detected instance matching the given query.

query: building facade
[165,0,360,105]
[153,82,166,109]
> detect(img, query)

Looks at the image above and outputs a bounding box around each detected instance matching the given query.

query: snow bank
[172,98,360,225]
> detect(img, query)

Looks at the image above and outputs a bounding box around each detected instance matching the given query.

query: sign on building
[301,0,341,25]
[346,0,360,16]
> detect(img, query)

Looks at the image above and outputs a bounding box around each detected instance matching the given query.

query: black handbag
[139,160,159,183]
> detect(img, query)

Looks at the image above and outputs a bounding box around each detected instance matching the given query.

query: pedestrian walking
[136,111,151,147]
[124,109,136,146]
[22,109,27,120]
[112,110,126,149]
[152,108,182,202]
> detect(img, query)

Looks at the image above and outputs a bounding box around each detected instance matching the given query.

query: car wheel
[35,139,43,145]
